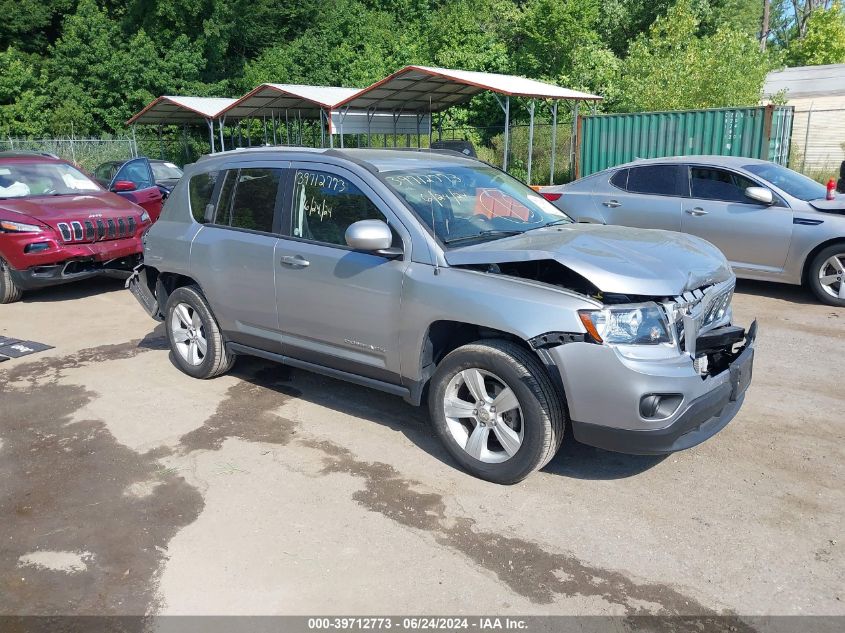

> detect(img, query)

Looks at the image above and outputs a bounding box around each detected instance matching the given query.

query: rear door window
[690,167,758,203]
[188,170,220,222]
[626,165,684,196]
[214,168,282,233]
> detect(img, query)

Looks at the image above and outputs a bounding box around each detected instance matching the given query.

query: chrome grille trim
[55,217,138,243]
[663,278,735,357]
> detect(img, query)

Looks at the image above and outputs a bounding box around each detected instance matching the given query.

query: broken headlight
[579,304,671,345]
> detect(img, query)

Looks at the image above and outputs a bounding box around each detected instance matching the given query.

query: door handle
[685,207,708,216]
[602,199,621,208]
[280,254,310,268]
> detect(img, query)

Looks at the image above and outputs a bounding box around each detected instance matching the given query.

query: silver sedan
[540,156,845,306]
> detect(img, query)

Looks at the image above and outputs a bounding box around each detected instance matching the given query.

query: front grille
[55,216,138,244]
[664,280,735,355]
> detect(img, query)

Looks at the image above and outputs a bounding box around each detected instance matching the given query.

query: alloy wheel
[818,253,845,300]
[170,302,207,366]
[442,368,524,463]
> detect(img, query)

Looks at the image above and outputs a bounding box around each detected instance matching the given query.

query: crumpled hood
[0,193,139,222]
[445,223,733,296]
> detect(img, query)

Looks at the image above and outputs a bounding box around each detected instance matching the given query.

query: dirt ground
[0,277,842,622]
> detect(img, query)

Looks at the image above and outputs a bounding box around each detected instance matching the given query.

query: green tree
[785,2,845,65]
[0,48,50,136]
[47,0,209,133]
[615,0,773,111]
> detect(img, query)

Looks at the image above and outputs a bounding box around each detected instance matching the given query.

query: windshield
[151,161,183,181]
[382,164,571,246]
[743,163,827,201]
[0,162,101,198]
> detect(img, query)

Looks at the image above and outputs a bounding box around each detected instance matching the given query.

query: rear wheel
[808,244,845,307]
[0,257,23,304]
[165,285,234,378]
[428,339,565,484]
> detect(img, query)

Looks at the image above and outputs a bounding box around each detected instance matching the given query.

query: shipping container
[576,105,794,178]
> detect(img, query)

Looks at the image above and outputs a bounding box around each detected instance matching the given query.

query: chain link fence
[789,108,845,184]
[0,137,139,171]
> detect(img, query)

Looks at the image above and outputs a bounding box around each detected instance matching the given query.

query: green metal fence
[577,105,794,178]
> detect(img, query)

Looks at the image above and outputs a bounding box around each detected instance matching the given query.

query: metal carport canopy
[127,96,237,125]
[221,84,363,119]
[333,65,602,112]
[127,95,238,156]
[333,66,602,182]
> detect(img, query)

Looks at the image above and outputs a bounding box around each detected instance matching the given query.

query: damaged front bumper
[126,264,162,320]
[549,321,756,455]
[9,255,141,290]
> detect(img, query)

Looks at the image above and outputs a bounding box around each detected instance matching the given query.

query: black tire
[807,244,845,307]
[427,339,565,484]
[164,285,234,378]
[0,257,24,304]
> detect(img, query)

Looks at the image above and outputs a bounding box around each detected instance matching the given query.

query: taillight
[541,192,562,202]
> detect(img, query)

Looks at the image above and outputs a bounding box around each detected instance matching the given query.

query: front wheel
[428,339,565,484]
[807,244,845,307]
[0,257,23,304]
[164,285,234,378]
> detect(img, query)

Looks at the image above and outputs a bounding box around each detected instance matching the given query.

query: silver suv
[129,148,756,483]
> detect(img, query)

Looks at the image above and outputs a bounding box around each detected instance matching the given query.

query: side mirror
[345,220,400,256]
[745,186,774,206]
[112,180,137,192]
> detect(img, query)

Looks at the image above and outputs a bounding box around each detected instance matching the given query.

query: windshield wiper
[443,229,524,245]
[537,218,572,228]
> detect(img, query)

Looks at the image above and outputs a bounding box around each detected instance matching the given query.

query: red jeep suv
[0,151,155,303]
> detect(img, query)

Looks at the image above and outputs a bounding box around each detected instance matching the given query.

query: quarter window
[291,169,386,246]
[610,169,628,190]
[215,168,281,233]
[188,170,219,222]
[626,165,683,196]
[690,167,758,203]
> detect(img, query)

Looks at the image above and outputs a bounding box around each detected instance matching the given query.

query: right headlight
[0,219,43,233]
[578,303,671,346]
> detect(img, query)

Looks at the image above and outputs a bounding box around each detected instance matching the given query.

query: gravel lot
[1,277,842,621]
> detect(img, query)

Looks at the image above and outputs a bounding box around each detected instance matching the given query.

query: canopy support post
[494,95,511,171]
[183,123,189,162]
[367,107,376,148]
[272,111,277,145]
[207,118,215,153]
[131,124,138,158]
[526,100,536,184]
[218,116,226,152]
[549,101,558,185]
[338,106,349,149]
[570,101,580,180]
[285,110,290,145]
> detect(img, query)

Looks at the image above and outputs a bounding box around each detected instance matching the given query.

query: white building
[764,63,845,173]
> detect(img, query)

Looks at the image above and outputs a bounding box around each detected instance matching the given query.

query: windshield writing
[383,165,570,245]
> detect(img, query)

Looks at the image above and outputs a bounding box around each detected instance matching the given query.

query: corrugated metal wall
[577,105,794,177]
